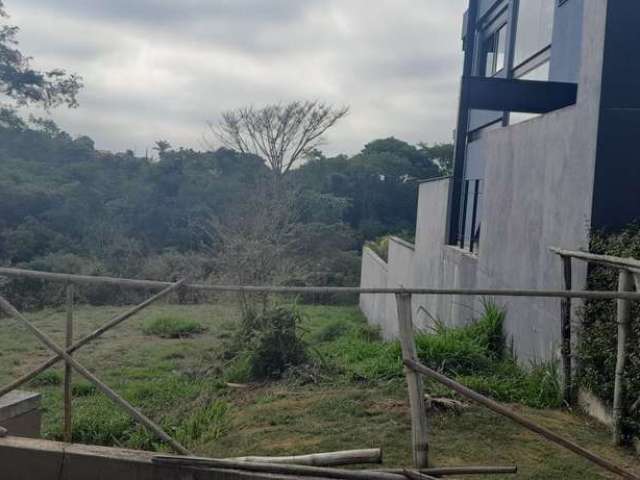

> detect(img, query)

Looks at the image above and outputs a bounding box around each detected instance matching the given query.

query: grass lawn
[0,303,637,479]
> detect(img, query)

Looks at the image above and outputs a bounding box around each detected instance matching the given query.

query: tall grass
[314,300,561,408]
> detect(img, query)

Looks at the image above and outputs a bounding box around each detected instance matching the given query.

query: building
[359,0,640,362]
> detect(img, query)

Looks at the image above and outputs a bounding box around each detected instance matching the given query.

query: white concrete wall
[359,247,390,337]
[358,0,608,364]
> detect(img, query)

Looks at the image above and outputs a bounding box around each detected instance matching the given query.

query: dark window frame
[481,23,508,77]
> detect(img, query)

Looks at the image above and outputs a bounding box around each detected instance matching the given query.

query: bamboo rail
[405,359,640,480]
[230,449,382,466]
[2,266,640,299]
[153,456,418,480]
[0,279,186,398]
[0,289,190,456]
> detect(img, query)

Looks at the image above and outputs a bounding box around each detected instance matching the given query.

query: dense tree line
[0,0,452,306]
[0,110,450,278]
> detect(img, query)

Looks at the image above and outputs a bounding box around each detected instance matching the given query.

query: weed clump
[315,300,561,408]
[142,315,206,338]
[227,305,308,381]
[30,370,62,386]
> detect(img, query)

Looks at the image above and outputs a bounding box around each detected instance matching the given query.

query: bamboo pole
[0,279,185,398]
[550,247,640,272]
[153,456,405,480]
[402,469,439,480]
[382,465,517,476]
[2,266,640,300]
[613,270,633,446]
[63,283,74,443]
[395,293,429,468]
[560,255,573,405]
[230,448,382,466]
[0,294,191,456]
[404,359,640,480]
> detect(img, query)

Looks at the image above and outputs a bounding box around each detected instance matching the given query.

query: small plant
[176,400,230,444]
[72,381,97,397]
[365,236,390,262]
[142,316,206,338]
[30,370,62,386]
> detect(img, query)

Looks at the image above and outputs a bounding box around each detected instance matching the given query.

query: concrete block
[0,390,42,438]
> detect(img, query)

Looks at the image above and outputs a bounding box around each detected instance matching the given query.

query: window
[482,24,507,77]
[514,0,555,67]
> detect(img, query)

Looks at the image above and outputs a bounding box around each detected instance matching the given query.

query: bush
[30,370,62,386]
[142,316,206,338]
[579,224,640,438]
[230,305,308,381]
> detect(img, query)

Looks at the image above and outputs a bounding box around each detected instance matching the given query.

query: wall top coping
[417,175,452,185]
[389,236,416,251]
[362,247,388,270]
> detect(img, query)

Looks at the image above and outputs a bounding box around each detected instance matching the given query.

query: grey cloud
[9,0,465,156]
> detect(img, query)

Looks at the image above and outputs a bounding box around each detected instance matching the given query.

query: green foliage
[230,306,308,381]
[365,236,390,262]
[175,400,230,445]
[314,301,561,408]
[579,224,640,438]
[72,381,97,397]
[30,370,62,386]
[142,315,207,338]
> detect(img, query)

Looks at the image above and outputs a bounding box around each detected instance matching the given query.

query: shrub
[230,306,308,381]
[579,224,640,438]
[142,316,206,338]
[72,381,97,397]
[30,370,62,386]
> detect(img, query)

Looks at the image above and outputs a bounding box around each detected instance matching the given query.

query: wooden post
[64,283,74,443]
[395,293,429,468]
[612,269,633,446]
[560,255,573,405]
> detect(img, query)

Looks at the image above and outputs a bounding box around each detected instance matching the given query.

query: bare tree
[210,100,349,178]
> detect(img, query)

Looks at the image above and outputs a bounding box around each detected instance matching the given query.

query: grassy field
[0,302,638,479]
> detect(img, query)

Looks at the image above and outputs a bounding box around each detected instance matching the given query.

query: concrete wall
[383,237,416,339]
[359,238,416,340]
[0,435,300,480]
[359,247,391,338]
[358,0,608,363]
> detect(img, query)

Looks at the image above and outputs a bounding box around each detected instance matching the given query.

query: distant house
[359,0,640,363]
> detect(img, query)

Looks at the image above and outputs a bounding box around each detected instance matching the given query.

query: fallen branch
[229,448,382,466]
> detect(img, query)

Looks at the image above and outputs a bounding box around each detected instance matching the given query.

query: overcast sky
[9,1,465,156]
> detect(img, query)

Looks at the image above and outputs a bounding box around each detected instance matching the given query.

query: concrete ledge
[362,247,388,270]
[0,390,41,438]
[0,435,323,480]
[388,236,415,251]
[0,391,41,422]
